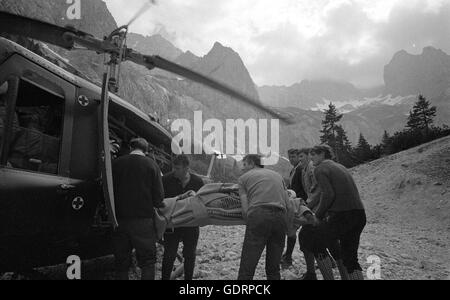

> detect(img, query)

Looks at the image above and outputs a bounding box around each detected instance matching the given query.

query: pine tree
[381,130,392,155]
[371,144,382,160]
[335,125,356,167]
[320,102,343,152]
[407,95,437,135]
[355,133,372,162]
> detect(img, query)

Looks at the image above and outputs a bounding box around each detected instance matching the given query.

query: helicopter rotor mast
[105,0,156,92]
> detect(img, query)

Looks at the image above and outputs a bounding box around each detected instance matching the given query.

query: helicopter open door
[98,73,118,228]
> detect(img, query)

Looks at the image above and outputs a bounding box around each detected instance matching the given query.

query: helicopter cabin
[0,37,175,269]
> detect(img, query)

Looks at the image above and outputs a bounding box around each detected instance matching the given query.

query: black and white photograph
[0,0,449,283]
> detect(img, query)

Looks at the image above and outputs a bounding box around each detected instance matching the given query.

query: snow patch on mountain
[312,94,417,112]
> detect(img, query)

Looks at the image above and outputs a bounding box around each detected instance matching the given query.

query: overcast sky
[104,0,450,88]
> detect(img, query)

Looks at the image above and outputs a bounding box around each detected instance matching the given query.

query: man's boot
[316,254,335,280]
[336,259,350,280]
[299,272,317,280]
[349,270,364,280]
[141,265,155,280]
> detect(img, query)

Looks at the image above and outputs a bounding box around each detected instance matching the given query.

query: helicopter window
[6,79,64,175]
[107,114,173,173]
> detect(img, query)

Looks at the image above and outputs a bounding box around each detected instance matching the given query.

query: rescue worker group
[86,137,368,281]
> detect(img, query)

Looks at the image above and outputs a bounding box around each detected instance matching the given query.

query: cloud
[376,1,450,56]
[104,0,450,88]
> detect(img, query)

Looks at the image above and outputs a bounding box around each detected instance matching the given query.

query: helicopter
[0,4,291,275]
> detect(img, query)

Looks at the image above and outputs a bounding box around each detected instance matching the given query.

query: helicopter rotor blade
[0,11,90,50]
[127,52,293,123]
[126,0,157,28]
[0,12,293,123]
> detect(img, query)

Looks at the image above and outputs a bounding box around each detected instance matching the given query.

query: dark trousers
[162,227,200,280]
[298,225,315,253]
[299,225,342,260]
[306,210,366,273]
[113,218,157,279]
[284,235,297,258]
[238,207,287,280]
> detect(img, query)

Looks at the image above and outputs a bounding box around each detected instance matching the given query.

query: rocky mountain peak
[391,49,409,60]
[384,47,450,98]
[210,41,232,53]
[127,32,183,60]
[422,46,447,56]
[174,50,200,68]
[194,41,260,100]
[202,42,244,68]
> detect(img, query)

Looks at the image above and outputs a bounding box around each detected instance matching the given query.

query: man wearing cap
[112,138,165,280]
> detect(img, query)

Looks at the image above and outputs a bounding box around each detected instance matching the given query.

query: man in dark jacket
[161,154,204,280]
[306,145,366,280]
[112,138,165,280]
[281,149,307,267]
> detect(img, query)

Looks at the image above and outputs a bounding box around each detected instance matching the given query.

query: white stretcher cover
[158,183,313,233]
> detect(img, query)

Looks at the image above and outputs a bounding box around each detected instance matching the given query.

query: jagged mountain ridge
[193,42,260,100]
[175,51,201,68]
[384,47,450,99]
[127,32,183,61]
[0,0,264,119]
[1,0,448,173]
[0,0,273,181]
[260,46,450,149]
[276,91,450,149]
[124,32,450,148]
[259,46,450,112]
[259,79,367,110]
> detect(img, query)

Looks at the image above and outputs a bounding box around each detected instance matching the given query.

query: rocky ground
[2,137,449,280]
[191,136,450,280]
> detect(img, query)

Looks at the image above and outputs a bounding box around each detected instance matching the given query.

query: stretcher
[157,183,313,236]
[155,183,314,279]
